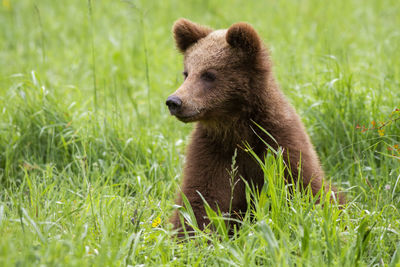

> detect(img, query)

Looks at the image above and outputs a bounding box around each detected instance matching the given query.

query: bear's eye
[182,71,188,80]
[201,71,216,82]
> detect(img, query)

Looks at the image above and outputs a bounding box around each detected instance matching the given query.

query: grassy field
[0,0,399,266]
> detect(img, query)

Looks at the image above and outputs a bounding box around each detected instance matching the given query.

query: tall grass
[0,0,399,266]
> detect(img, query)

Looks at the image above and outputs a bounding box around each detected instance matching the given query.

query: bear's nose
[166,95,182,115]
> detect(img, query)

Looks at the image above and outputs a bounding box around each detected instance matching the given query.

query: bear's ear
[226,22,261,54]
[173,18,212,53]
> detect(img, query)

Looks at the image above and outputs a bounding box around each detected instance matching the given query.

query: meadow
[0,0,399,266]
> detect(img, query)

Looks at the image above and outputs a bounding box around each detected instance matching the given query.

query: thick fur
[168,19,344,233]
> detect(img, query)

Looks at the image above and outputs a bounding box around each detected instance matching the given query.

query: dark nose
[166,95,182,115]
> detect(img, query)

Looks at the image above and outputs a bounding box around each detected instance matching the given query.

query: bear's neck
[197,119,253,148]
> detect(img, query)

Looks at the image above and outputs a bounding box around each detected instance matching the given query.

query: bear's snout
[166,95,182,115]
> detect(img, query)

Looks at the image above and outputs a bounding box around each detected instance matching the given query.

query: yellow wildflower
[152,217,161,228]
[2,0,11,10]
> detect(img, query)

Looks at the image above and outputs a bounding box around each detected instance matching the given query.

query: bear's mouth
[173,109,203,123]
[175,113,199,123]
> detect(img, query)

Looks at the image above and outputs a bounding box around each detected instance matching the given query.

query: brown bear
[166,18,344,233]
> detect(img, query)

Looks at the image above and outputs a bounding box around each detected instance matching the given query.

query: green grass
[0,0,399,266]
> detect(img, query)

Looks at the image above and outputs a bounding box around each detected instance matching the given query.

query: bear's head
[166,19,269,124]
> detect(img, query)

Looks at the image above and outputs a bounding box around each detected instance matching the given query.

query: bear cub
[166,19,344,233]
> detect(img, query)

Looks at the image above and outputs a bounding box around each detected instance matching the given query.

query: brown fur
[167,19,344,233]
